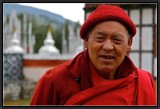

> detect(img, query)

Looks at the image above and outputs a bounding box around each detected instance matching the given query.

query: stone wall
[3,80,36,102]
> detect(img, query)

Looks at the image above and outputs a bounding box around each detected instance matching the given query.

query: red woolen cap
[80,4,136,39]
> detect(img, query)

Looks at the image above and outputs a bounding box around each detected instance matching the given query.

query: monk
[30,4,156,106]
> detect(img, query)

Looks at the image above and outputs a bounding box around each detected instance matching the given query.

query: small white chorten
[39,27,60,56]
[4,27,24,54]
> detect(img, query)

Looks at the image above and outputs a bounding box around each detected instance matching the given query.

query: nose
[102,39,114,51]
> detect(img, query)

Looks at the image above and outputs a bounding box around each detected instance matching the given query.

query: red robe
[30,49,156,105]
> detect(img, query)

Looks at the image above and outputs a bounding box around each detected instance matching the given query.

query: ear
[84,38,88,48]
[128,37,132,46]
[127,37,132,53]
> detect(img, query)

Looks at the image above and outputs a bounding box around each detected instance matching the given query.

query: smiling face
[84,21,132,79]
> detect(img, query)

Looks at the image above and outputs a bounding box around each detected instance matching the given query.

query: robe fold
[64,71,137,105]
[30,49,156,106]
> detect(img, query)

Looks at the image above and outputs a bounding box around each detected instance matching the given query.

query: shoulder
[137,68,155,87]
[137,68,153,79]
[35,60,75,92]
[41,60,71,81]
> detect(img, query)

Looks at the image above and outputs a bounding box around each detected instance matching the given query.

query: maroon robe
[30,49,156,105]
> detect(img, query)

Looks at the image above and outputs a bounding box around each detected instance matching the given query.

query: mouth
[100,55,115,59]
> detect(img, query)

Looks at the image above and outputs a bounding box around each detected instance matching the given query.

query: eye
[94,33,105,42]
[112,35,124,44]
[113,37,122,41]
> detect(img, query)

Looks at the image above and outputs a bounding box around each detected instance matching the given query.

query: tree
[52,29,62,53]
[73,21,81,35]
[33,25,48,53]
[64,20,69,53]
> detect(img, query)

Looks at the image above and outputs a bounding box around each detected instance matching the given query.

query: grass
[3,99,31,106]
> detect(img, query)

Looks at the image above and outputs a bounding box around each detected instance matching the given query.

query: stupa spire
[4,26,24,54]
[39,26,59,56]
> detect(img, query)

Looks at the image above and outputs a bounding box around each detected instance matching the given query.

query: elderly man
[30,4,156,105]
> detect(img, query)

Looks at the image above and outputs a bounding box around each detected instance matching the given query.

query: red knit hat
[80,4,136,39]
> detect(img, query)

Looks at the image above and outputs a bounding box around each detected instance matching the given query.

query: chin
[99,68,112,73]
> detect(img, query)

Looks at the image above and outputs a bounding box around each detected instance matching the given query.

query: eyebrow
[94,31,107,36]
[95,31,124,37]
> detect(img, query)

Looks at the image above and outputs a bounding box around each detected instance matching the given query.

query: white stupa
[4,27,24,54]
[39,27,60,56]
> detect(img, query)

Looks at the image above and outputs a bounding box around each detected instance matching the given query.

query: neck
[108,72,116,80]
[98,70,116,80]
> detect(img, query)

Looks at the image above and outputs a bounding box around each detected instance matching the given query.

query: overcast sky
[18,3,85,24]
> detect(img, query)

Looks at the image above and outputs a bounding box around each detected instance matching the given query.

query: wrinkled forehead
[88,21,130,36]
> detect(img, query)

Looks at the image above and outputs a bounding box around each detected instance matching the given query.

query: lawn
[3,99,31,106]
